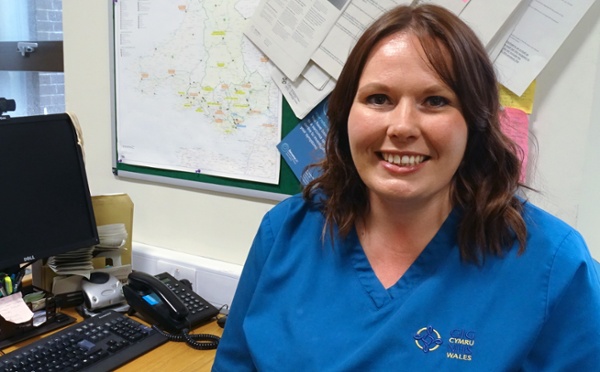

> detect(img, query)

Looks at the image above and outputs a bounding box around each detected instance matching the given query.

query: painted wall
[62,0,600,264]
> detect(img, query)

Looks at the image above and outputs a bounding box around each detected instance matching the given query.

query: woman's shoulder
[262,192,324,232]
[522,201,584,244]
[521,200,591,269]
[268,193,312,214]
[267,192,323,216]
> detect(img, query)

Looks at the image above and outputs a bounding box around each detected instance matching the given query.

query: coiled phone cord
[151,325,220,350]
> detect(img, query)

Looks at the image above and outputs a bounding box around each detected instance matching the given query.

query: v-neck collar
[349,209,460,309]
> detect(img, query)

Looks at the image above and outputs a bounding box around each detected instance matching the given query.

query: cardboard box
[32,193,134,298]
[89,193,133,266]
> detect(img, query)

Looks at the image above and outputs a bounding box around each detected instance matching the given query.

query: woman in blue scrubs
[213,4,600,371]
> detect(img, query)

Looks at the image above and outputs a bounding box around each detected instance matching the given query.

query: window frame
[0,41,63,72]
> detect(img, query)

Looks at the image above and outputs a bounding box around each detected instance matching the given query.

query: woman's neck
[356,193,453,288]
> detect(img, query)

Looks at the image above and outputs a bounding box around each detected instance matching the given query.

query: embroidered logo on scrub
[446,329,475,361]
[414,327,475,361]
[413,326,443,353]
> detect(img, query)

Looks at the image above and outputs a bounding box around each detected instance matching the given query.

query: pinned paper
[499,80,537,114]
[499,107,529,183]
[494,0,596,96]
[0,292,34,324]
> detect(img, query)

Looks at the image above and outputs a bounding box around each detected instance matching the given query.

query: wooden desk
[1,308,224,371]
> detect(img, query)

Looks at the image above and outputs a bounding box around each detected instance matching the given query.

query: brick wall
[35,0,64,114]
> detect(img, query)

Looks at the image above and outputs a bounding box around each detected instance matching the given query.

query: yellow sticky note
[499,80,536,114]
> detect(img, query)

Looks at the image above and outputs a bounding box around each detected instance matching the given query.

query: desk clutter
[0,193,222,368]
[0,194,134,348]
[0,282,77,348]
[0,270,222,368]
[46,223,128,276]
[32,193,134,308]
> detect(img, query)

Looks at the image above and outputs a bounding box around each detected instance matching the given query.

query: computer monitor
[0,113,99,273]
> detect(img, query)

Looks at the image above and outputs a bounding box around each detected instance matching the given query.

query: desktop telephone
[123,271,220,334]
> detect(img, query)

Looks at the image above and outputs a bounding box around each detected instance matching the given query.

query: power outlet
[156,260,197,285]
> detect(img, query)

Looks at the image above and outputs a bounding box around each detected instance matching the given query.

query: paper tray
[0,286,58,342]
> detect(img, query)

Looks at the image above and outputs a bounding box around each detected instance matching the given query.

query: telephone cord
[151,325,220,350]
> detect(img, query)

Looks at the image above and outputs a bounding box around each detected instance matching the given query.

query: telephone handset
[123,271,219,334]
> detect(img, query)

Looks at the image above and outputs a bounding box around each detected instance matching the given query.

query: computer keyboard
[0,310,167,371]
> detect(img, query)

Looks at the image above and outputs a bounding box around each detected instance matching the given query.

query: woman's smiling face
[347,31,468,209]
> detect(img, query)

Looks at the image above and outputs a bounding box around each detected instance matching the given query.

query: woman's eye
[366,94,389,106]
[425,96,448,107]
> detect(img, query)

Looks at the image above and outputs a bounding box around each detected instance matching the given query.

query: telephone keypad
[155,272,219,326]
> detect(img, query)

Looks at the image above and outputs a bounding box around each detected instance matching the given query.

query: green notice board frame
[113,99,302,201]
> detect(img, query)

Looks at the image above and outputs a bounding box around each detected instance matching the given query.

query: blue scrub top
[213,194,600,371]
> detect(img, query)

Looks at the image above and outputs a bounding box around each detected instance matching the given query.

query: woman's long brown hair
[303,4,527,262]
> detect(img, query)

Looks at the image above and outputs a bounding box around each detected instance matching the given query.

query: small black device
[123,271,219,334]
[217,314,227,328]
[0,97,16,119]
[0,310,167,371]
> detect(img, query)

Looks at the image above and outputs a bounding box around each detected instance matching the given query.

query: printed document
[484,1,532,62]
[459,0,528,50]
[311,0,411,80]
[494,0,596,96]
[420,0,527,61]
[245,0,351,81]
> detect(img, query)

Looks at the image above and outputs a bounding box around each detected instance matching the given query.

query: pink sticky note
[499,107,529,183]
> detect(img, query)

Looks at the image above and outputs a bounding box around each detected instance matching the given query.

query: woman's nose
[386,101,420,140]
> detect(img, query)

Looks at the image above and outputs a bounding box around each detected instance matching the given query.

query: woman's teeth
[383,153,425,166]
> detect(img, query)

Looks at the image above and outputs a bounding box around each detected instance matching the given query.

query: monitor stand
[0,311,76,349]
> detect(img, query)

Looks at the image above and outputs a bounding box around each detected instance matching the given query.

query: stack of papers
[47,247,95,276]
[47,223,128,277]
[95,223,128,253]
[249,0,412,119]
[246,0,596,117]
[94,223,128,267]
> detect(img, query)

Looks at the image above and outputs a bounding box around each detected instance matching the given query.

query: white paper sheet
[421,0,528,62]
[494,0,596,96]
[273,66,336,119]
[245,0,351,81]
[485,1,532,61]
[310,0,411,80]
[0,292,34,324]
[301,61,331,90]
[459,0,528,49]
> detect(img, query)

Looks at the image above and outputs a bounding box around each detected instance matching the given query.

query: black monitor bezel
[0,113,99,272]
